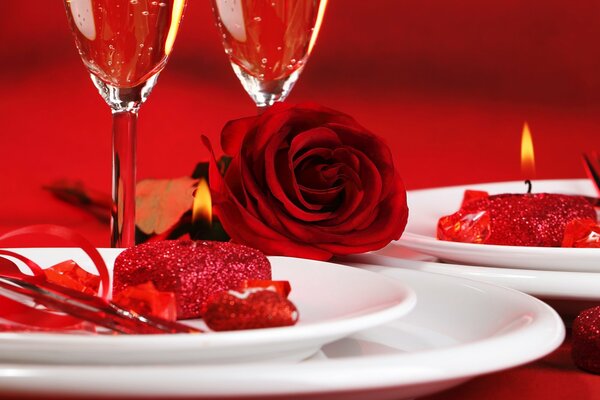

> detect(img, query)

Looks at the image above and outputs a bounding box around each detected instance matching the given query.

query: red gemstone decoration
[562,218,600,248]
[573,306,600,374]
[112,281,177,321]
[461,190,489,206]
[202,288,299,331]
[44,260,101,296]
[438,193,597,247]
[438,210,491,244]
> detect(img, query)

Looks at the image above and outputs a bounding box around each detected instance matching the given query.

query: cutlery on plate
[0,275,201,335]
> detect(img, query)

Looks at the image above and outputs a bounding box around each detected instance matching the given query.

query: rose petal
[289,127,342,157]
[318,179,408,251]
[263,128,340,221]
[221,116,259,155]
[206,136,333,259]
[327,123,396,198]
[315,148,380,231]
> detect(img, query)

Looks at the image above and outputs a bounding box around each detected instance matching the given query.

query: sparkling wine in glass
[63,0,186,247]
[211,0,328,110]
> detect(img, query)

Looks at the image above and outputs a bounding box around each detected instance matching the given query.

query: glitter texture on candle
[113,240,272,319]
[438,193,596,247]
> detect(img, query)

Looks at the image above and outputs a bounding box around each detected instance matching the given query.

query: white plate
[0,248,415,365]
[398,179,599,272]
[0,267,564,400]
[351,246,600,300]
[349,248,600,319]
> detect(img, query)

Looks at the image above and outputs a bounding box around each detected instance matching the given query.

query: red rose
[208,103,408,261]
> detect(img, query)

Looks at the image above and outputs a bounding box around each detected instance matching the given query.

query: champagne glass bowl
[211,0,328,110]
[63,0,187,247]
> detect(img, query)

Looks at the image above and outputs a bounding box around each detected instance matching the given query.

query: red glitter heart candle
[573,306,600,374]
[438,123,598,247]
[113,240,272,320]
[203,288,299,331]
[438,192,597,247]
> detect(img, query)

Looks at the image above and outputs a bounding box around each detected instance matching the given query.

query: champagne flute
[63,0,187,247]
[211,0,328,111]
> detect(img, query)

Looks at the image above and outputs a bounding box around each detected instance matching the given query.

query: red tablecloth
[1,1,600,398]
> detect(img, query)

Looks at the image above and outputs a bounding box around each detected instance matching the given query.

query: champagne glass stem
[111,110,138,248]
[91,74,159,248]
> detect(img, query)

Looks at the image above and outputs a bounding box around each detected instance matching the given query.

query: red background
[1,1,600,398]
[1,1,600,245]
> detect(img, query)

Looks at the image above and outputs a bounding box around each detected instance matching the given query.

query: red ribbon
[0,225,111,330]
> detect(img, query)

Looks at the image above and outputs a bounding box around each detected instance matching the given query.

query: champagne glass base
[230,64,302,108]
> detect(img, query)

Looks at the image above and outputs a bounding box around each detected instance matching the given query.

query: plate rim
[0,249,416,356]
[356,248,600,300]
[399,178,599,270]
[0,267,565,397]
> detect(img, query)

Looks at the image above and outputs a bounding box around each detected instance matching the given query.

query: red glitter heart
[438,193,597,246]
[113,240,272,320]
[573,306,600,374]
[202,288,299,331]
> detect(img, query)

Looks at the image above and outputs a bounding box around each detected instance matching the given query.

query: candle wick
[524,180,533,194]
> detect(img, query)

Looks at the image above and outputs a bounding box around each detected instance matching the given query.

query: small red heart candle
[202,287,298,331]
[573,306,600,374]
[113,240,272,320]
[438,192,597,247]
[438,123,598,247]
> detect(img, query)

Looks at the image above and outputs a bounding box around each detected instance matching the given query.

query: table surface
[1,1,600,398]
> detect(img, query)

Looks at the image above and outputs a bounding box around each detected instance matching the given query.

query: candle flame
[192,178,212,225]
[520,122,536,179]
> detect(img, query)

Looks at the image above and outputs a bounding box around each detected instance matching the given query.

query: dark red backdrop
[1,1,600,399]
[2,0,600,245]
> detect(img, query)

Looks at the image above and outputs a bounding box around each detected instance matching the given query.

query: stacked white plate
[354,179,600,317]
[0,240,564,398]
